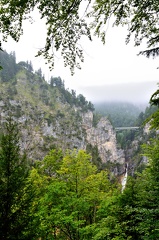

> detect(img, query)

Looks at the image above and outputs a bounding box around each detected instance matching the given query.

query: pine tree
[0,118,34,239]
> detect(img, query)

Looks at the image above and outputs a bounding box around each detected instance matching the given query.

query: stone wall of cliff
[82,111,125,164]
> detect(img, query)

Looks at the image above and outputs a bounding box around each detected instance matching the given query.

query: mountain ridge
[0,50,126,176]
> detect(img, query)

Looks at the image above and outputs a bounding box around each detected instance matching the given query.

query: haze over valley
[78,81,158,105]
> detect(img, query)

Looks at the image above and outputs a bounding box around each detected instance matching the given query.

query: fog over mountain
[78,81,158,104]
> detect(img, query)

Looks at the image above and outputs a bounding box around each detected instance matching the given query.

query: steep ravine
[0,51,155,182]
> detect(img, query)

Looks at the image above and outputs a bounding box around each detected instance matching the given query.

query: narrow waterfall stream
[121,163,128,192]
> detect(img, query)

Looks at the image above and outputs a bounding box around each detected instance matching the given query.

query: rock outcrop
[0,53,126,174]
[0,101,126,175]
[82,111,125,165]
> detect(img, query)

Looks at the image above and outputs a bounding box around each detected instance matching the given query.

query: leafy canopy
[34,149,113,239]
[1,0,159,73]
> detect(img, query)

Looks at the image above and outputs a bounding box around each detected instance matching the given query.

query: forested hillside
[0,50,94,112]
[0,50,95,160]
[94,101,144,127]
[1,50,159,239]
[94,102,158,174]
[1,98,159,239]
[1,0,159,238]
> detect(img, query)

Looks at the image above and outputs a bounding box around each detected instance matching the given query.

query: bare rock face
[82,112,125,165]
[143,122,151,135]
[0,98,125,174]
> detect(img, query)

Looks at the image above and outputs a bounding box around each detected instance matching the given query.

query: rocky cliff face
[0,52,126,175]
[0,99,126,175]
[82,111,125,165]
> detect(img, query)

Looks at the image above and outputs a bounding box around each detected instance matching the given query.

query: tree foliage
[0,50,18,82]
[95,102,141,128]
[90,0,159,56]
[1,116,159,239]
[143,87,159,130]
[0,0,91,74]
[33,149,114,239]
[0,118,38,239]
[1,0,159,72]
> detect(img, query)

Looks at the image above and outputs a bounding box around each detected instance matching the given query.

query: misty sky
[79,81,158,104]
[2,10,159,104]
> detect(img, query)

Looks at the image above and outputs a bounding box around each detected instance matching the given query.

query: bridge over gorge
[115,126,140,131]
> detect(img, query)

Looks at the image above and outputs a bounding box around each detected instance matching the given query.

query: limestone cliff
[0,100,126,176]
[82,111,125,165]
[0,51,126,175]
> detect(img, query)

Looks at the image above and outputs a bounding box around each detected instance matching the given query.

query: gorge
[0,50,155,180]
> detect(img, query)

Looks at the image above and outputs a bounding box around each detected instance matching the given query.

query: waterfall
[121,163,128,192]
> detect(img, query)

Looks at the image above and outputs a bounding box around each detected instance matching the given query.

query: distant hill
[94,102,143,127]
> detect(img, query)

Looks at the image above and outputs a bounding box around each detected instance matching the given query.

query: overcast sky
[3,11,159,104]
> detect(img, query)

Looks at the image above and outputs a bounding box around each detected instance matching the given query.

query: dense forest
[94,102,146,128]
[0,50,159,239]
[1,110,159,239]
[94,101,158,154]
[0,50,94,112]
[1,0,159,238]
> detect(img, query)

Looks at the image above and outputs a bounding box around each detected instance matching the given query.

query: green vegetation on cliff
[94,101,142,128]
[0,50,95,160]
[2,50,159,239]
[1,112,159,239]
[0,50,94,112]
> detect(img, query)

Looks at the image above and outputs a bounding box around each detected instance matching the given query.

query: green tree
[36,148,63,177]
[0,0,91,74]
[136,139,159,238]
[0,50,17,82]
[1,0,159,72]
[0,118,37,239]
[95,138,159,240]
[93,175,151,240]
[36,68,43,78]
[89,0,159,58]
[36,149,112,239]
[86,143,102,169]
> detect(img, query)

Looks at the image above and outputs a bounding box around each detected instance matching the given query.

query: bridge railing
[115,127,140,131]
